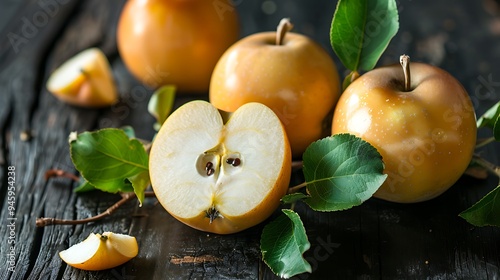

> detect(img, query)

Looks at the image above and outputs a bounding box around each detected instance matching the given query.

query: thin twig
[471,154,500,180]
[35,191,156,227]
[291,160,303,171]
[287,182,307,194]
[44,169,80,182]
[476,137,496,149]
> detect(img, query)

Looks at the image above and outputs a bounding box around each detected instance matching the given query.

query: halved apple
[149,101,292,234]
[46,48,118,107]
[59,232,138,271]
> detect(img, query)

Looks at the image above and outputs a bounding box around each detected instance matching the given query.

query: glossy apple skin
[117,0,239,93]
[210,32,341,158]
[332,62,477,203]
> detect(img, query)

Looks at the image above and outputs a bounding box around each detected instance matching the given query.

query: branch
[470,154,500,182]
[36,191,156,227]
[45,169,80,182]
[288,182,307,194]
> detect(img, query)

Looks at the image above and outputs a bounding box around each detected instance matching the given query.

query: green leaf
[281,193,309,204]
[495,116,500,141]
[459,184,500,227]
[120,125,136,139]
[261,209,311,278]
[73,179,97,193]
[330,0,399,72]
[128,170,150,206]
[148,85,176,130]
[70,129,149,195]
[476,101,500,141]
[477,101,500,129]
[303,134,387,211]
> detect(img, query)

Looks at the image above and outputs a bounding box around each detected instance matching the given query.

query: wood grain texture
[0,0,500,279]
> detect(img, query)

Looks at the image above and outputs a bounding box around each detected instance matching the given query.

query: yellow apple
[332,56,477,203]
[149,101,291,234]
[210,19,341,158]
[117,0,239,93]
[46,48,118,107]
[59,232,138,270]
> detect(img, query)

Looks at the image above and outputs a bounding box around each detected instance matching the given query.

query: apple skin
[210,31,341,158]
[59,232,138,271]
[117,0,239,93]
[332,62,477,203]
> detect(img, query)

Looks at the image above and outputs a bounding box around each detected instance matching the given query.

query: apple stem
[35,191,156,227]
[400,54,411,91]
[276,18,294,46]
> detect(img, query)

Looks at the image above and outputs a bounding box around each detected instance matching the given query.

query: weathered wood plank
[0,1,84,279]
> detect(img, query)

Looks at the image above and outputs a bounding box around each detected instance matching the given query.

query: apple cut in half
[149,101,292,234]
[46,48,118,107]
[59,232,138,271]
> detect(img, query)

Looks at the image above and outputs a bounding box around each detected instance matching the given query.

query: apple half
[149,101,292,234]
[59,232,138,271]
[46,48,118,107]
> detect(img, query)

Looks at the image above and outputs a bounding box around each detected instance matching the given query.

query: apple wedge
[149,101,292,234]
[59,232,138,271]
[46,48,118,107]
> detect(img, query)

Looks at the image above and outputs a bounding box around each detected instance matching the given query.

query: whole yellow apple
[117,0,239,93]
[210,19,341,158]
[332,55,477,203]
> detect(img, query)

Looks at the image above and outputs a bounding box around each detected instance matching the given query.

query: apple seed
[226,157,241,167]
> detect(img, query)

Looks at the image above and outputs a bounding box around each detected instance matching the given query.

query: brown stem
[476,137,496,149]
[291,160,303,171]
[288,182,307,194]
[400,54,411,91]
[35,191,156,227]
[44,169,80,182]
[471,154,500,179]
[276,18,294,46]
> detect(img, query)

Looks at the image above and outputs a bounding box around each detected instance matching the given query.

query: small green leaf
[330,0,399,72]
[73,179,97,193]
[476,102,500,141]
[494,115,500,141]
[281,193,309,204]
[261,209,311,279]
[120,125,136,139]
[477,101,500,129]
[459,185,500,227]
[70,128,149,196]
[148,85,176,130]
[303,134,387,211]
[128,170,150,206]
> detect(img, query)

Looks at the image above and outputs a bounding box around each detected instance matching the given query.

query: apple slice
[59,232,138,271]
[149,101,292,234]
[46,48,118,107]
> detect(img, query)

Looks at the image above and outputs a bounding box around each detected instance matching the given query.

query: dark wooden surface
[1,0,500,279]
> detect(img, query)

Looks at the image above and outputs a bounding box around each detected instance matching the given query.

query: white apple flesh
[149,101,292,234]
